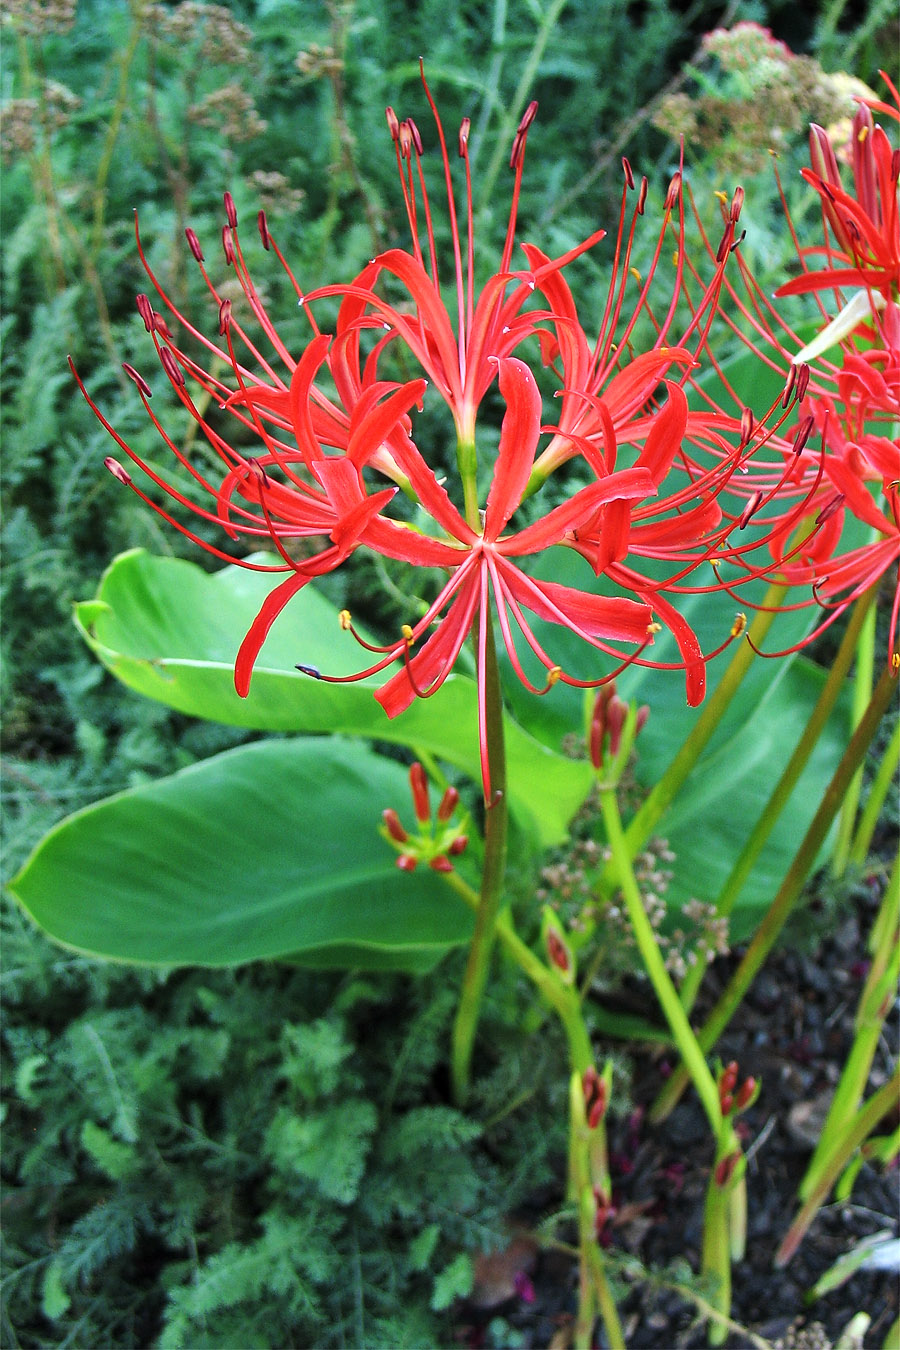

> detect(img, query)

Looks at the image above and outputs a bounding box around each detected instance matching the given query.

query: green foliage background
[2,0,895,1344]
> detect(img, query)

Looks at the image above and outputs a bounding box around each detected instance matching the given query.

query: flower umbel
[75,67,808,794]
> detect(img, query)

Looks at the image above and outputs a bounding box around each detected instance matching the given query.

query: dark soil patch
[458,871,898,1348]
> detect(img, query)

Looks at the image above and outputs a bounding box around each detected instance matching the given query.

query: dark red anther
[715,227,732,264]
[218,298,232,335]
[429,855,454,873]
[795,363,810,401]
[714,1151,741,1187]
[448,835,468,856]
[382,808,408,843]
[622,156,634,190]
[730,186,744,222]
[509,101,538,170]
[122,363,152,399]
[258,210,270,250]
[792,414,815,456]
[222,225,234,265]
[406,117,423,155]
[223,191,238,228]
[295,663,322,678]
[738,490,764,530]
[517,100,538,136]
[740,407,755,449]
[665,172,681,210]
[730,228,746,253]
[637,177,648,215]
[409,762,430,824]
[781,363,798,408]
[398,120,413,160]
[546,928,571,976]
[437,785,459,821]
[396,854,418,872]
[104,456,132,485]
[185,227,204,262]
[246,458,270,487]
[159,347,186,388]
[816,492,845,526]
[385,106,400,141]
[136,292,155,333]
[458,117,470,157]
[734,1077,756,1112]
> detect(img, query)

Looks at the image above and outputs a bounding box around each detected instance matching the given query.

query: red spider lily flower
[682,90,900,667]
[776,73,899,307]
[74,67,791,798]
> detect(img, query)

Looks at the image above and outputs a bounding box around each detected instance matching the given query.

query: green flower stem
[850,717,900,867]
[569,1076,624,1350]
[457,438,480,533]
[702,1158,733,1347]
[451,614,508,1104]
[651,661,899,1126]
[798,853,899,1202]
[775,1068,900,1267]
[601,586,783,892]
[676,585,877,1018]
[832,596,877,877]
[598,785,722,1132]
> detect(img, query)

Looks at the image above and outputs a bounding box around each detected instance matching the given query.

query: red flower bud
[396,854,417,872]
[428,855,454,873]
[409,762,430,824]
[382,808,408,843]
[734,1077,756,1113]
[437,785,459,821]
[546,929,571,976]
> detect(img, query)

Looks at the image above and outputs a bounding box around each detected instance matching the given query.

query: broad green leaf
[9,739,473,971]
[494,548,853,937]
[74,550,592,847]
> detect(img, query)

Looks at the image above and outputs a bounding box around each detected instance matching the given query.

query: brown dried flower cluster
[248,170,306,216]
[653,22,860,175]
[154,2,253,66]
[188,83,267,142]
[295,43,343,79]
[0,0,76,34]
[1,79,80,164]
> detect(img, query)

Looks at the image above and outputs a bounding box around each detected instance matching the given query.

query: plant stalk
[677,585,877,1017]
[451,613,508,1104]
[651,661,899,1124]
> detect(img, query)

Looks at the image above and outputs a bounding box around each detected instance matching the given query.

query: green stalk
[651,662,899,1125]
[598,786,721,1131]
[676,586,877,1019]
[849,717,900,867]
[798,852,899,1201]
[603,585,783,886]
[474,0,569,215]
[832,597,876,877]
[451,614,507,1104]
[776,1068,900,1266]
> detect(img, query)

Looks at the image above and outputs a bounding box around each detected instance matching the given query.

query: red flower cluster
[709,73,899,665]
[73,68,826,796]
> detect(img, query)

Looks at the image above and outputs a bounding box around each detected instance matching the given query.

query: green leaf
[431,1252,473,1311]
[9,739,473,971]
[41,1262,71,1321]
[494,548,853,936]
[74,550,592,847]
[80,1120,138,1180]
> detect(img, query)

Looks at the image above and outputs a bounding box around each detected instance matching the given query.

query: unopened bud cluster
[717,1060,758,1118]
[380,763,469,874]
[589,684,649,788]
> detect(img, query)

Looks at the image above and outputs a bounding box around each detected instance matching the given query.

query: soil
[458,869,899,1349]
